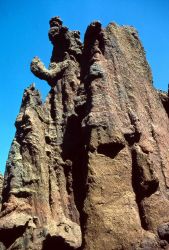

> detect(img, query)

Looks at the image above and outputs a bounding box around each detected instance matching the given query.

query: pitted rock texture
[0,174,3,211]
[1,16,169,249]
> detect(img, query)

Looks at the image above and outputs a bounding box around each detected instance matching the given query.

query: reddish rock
[0,174,3,211]
[81,21,169,249]
[0,17,169,249]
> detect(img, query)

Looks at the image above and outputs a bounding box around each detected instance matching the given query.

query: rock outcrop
[0,174,3,211]
[1,17,169,249]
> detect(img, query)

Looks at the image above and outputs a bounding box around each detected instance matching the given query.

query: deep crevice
[42,235,75,250]
[11,190,32,198]
[62,114,89,207]
[158,90,169,117]
[1,173,12,205]
[48,167,53,208]
[131,150,149,230]
[131,149,159,230]
[62,114,81,160]
[49,87,58,122]
[61,100,89,249]
[124,131,141,145]
[73,131,89,250]
[0,225,26,248]
[97,142,125,158]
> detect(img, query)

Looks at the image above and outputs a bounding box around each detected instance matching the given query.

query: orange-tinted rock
[1,17,169,249]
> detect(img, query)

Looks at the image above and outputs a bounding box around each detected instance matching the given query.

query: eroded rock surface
[0,174,3,211]
[1,16,169,249]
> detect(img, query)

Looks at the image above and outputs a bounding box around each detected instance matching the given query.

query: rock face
[0,174,3,211]
[1,17,169,249]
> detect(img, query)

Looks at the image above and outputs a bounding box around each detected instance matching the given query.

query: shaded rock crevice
[131,145,159,231]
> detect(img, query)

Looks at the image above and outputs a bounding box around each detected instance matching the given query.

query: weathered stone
[0,17,82,249]
[0,174,3,211]
[158,90,169,117]
[79,21,169,250]
[158,223,169,242]
[1,17,169,249]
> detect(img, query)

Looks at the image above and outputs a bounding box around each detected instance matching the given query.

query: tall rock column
[0,17,82,250]
[80,22,169,249]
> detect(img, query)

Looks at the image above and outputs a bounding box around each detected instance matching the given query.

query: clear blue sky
[0,0,169,173]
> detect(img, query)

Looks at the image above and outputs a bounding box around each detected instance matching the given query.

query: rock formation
[0,174,3,211]
[0,16,169,249]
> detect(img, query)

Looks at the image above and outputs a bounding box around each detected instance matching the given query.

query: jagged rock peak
[1,17,169,250]
[20,84,42,108]
[31,17,82,87]
[48,16,82,60]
